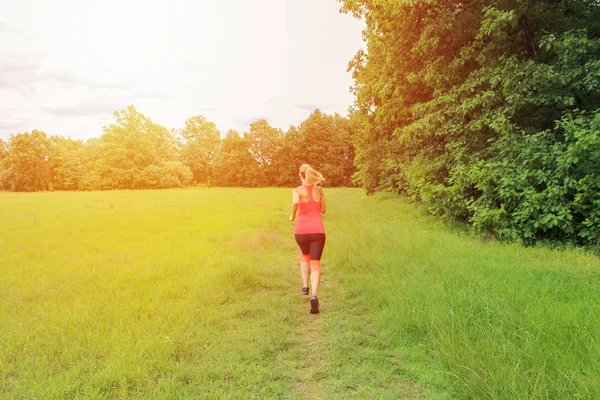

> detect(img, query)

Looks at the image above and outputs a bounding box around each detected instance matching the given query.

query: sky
[0,0,364,141]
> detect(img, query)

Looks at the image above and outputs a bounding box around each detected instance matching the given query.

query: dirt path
[278,263,433,399]
[294,293,327,400]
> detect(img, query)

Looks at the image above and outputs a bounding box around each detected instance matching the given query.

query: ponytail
[299,164,325,185]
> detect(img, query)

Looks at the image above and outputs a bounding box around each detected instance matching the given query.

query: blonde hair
[299,164,325,185]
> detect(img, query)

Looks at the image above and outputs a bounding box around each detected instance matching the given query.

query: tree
[270,111,357,187]
[180,115,220,184]
[161,161,193,188]
[292,110,356,187]
[78,138,103,191]
[3,130,52,191]
[339,0,600,245]
[244,119,284,186]
[272,125,304,186]
[0,138,6,191]
[94,105,180,189]
[212,130,261,186]
[49,136,85,191]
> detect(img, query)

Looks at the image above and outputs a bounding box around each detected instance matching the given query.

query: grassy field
[1,187,599,399]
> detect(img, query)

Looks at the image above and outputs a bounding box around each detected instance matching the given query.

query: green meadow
[1,187,599,399]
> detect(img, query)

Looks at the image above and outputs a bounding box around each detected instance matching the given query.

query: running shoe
[301,287,309,296]
[310,295,319,314]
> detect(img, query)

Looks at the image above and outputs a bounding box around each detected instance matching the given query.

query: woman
[289,164,326,314]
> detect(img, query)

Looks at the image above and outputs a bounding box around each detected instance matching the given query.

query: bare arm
[290,188,300,221]
[320,189,326,214]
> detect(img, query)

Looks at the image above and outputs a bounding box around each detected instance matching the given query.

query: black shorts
[294,233,326,261]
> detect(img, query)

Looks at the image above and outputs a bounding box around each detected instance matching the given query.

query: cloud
[294,103,321,111]
[41,102,118,117]
[0,21,20,34]
[231,117,258,129]
[135,91,173,100]
[231,114,274,131]
[0,118,26,131]
[41,92,124,117]
[0,86,33,136]
[0,56,130,94]
[0,53,43,89]
[41,70,128,90]
[0,21,40,39]
[0,113,29,136]
[198,107,216,113]
[2,56,38,72]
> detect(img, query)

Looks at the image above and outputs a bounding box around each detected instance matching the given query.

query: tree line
[340,0,600,246]
[0,106,356,192]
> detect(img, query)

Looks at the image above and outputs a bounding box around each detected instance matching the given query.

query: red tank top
[294,185,325,234]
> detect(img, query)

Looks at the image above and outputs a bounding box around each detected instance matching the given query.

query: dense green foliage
[340,0,600,245]
[0,108,356,192]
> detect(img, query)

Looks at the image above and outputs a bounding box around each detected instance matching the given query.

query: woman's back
[294,185,325,234]
[296,185,323,203]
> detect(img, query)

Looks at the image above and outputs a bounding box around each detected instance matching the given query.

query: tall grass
[1,187,599,398]
[326,190,600,399]
[1,188,303,399]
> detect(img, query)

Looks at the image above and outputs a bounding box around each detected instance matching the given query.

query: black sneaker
[310,296,319,314]
[301,287,309,296]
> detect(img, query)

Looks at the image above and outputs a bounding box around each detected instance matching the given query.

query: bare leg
[310,260,321,297]
[301,261,310,288]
